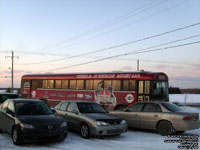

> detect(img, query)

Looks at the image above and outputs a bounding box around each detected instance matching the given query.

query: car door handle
[154,115,158,117]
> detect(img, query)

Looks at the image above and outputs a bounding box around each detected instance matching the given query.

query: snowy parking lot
[0,125,199,150]
[1,106,200,150]
[0,94,200,150]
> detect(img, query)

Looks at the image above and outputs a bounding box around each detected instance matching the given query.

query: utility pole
[137,59,139,71]
[5,51,19,93]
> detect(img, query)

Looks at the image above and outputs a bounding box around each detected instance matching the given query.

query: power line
[46,0,190,53]
[38,0,165,52]
[40,40,200,72]
[19,22,200,65]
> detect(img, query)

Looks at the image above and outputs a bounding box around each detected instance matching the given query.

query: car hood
[17,115,63,126]
[84,113,122,122]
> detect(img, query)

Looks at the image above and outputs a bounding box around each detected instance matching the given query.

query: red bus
[20,71,169,110]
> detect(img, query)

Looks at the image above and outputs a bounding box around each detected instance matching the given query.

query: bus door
[30,80,38,99]
[138,80,150,102]
[21,79,31,98]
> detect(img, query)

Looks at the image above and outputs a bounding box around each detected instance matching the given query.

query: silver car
[54,100,127,138]
[110,101,200,136]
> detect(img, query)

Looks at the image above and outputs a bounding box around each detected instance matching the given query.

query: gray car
[110,101,200,136]
[54,100,127,138]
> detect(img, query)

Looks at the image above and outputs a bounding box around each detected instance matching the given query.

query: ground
[0,94,199,150]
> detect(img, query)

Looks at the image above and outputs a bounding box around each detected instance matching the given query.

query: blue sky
[0,0,200,88]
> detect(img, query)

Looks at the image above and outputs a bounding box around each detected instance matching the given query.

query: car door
[56,101,69,119]
[3,101,15,134]
[65,102,80,130]
[117,103,144,128]
[0,101,9,131]
[139,103,162,130]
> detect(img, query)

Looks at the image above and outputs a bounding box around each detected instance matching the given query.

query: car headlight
[95,121,109,126]
[120,120,126,124]
[20,123,35,129]
[60,121,67,127]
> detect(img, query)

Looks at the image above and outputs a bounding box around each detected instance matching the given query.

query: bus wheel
[114,104,127,111]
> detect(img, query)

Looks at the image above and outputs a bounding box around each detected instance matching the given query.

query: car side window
[142,103,162,112]
[127,103,144,112]
[7,101,15,113]
[1,101,9,111]
[67,102,78,112]
[60,102,68,111]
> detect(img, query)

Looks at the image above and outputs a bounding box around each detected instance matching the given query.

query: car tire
[157,121,173,136]
[57,133,68,142]
[80,123,91,139]
[12,127,22,145]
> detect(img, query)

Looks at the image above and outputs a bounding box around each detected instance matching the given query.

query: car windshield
[16,101,53,115]
[162,102,182,112]
[77,103,107,113]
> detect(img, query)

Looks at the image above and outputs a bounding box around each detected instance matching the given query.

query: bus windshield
[152,81,168,100]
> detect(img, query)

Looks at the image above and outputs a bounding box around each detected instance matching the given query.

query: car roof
[0,92,19,95]
[135,101,167,105]
[8,99,42,103]
[61,100,94,103]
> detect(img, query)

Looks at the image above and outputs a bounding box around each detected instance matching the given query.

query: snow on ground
[0,94,200,150]
[170,94,200,104]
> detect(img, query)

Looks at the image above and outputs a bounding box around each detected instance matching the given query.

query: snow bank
[169,94,200,104]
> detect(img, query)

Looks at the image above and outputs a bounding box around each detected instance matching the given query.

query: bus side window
[69,80,76,89]
[86,80,94,90]
[77,80,84,90]
[62,80,68,89]
[55,80,62,89]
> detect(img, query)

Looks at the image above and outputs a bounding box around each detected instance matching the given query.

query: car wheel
[57,133,68,142]
[157,121,173,136]
[12,127,22,145]
[80,123,91,139]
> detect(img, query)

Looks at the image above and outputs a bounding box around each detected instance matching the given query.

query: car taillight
[183,114,199,121]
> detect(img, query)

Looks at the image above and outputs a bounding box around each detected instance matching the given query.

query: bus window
[112,80,121,91]
[47,80,54,88]
[62,80,68,89]
[123,80,129,91]
[129,80,136,91]
[77,80,84,90]
[94,80,103,90]
[86,80,94,90]
[31,80,38,90]
[55,80,62,89]
[138,81,144,94]
[104,80,112,89]
[70,80,76,89]
[42,80,47,88]
[144,81,150,94]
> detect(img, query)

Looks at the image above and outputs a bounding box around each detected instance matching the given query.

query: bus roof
[21,71,168,81]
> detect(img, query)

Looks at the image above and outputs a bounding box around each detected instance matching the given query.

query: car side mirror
[71,110,78,115]
[51,107,56,114]
[124,108,129,112]
[6,109,15,117]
